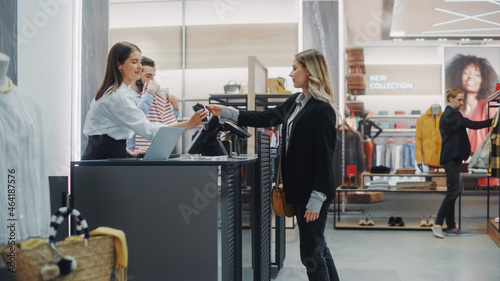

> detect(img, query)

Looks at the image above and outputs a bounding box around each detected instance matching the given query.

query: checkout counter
[70,132,276,281]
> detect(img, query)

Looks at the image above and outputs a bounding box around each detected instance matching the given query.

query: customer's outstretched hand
[206,105,222,116]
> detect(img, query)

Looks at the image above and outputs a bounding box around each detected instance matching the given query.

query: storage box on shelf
[333,172,447,230]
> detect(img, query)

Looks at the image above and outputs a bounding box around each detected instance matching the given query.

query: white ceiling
[345,0,500,46]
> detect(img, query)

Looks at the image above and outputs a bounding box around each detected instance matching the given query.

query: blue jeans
[435,158,461,229]
[403,143,416,168]
[297,201,340,281]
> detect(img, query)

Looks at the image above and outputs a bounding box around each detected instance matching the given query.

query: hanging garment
[489,111,500,177]
[403,143,416,168]
[384,142,397,172]
[0,84,51,244]
[469,130,492,169]
[462,99,498,153]
[416,106,442,168]
[332,127,366,188]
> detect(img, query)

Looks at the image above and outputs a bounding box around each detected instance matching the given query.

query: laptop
[142,127,184,160]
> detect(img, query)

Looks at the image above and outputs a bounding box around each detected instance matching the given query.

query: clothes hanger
[384,138,397,144]
[403,138,415,144]
[337,123,350,130]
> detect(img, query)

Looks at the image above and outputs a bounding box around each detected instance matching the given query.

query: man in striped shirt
[127,56,180,154]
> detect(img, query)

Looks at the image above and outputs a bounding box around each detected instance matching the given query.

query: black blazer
[238,93,336,204]
[440,105,492,164]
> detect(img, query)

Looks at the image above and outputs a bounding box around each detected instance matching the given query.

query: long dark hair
[445,54,499,101]
[95,42,141,100]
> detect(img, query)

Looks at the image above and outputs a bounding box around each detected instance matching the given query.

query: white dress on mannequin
[0,82,51,246]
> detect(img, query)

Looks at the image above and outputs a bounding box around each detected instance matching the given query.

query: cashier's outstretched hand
[206,105,222,116]
[304,209,319,223]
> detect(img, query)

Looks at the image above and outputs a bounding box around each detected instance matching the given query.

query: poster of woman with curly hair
[445,47,500,152]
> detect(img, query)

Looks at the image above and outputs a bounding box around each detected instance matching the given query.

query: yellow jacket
[416,107,442,167]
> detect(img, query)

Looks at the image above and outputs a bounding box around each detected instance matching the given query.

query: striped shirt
[135,88,178,149]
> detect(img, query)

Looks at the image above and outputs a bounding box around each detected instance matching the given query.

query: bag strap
[276,147,283,187]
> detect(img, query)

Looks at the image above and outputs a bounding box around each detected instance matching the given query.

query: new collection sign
[365,65,441,95]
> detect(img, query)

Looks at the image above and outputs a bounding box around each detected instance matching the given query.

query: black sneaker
[394,217,405,226]
[388,216,396,226]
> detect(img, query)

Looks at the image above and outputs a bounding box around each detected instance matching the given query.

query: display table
[71,156,258,281]
[334,172,447,230]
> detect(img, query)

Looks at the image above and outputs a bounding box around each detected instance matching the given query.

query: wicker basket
[2,236,115,281]
[1,207,116,281]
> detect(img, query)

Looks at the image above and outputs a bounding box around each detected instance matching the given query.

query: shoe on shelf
[427,216,434,226]
[339,176,350,189]
[431,225,444,238]
[495,217,499,223]
[446,229,471,236]
[394,217,405,226]
[359,215,367,226]
[366,214,375,226]
[420,216,427,227]
[349,175,359,189]
[388,216,396,226]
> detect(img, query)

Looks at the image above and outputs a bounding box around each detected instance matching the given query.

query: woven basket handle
[49,207,89,252]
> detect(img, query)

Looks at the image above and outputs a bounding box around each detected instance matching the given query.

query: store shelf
[337,188,446,193]
[335,221,443,230]
[334,172,448,230]
[372,128,416,133]
[369,115,420,118]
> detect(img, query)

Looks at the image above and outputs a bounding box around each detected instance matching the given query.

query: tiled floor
[264,217,500,281]
[260,190,500,281]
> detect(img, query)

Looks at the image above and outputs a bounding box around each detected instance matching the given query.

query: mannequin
[431,104,441,116]
[0,52,51,246]
[416,104,443,172]
[358,110,383,171]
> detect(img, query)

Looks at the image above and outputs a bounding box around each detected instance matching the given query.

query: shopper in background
[127,56,180,153]
[208,49,340,281]
[445,54,499,152]
[81,41,207,160]
[432,88,492,238]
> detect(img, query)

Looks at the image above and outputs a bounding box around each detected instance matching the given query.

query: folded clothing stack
[396,181,437,190]
[394,122,406,129]
[368,179,390,190]
[395,167,416,174]
[378,122,390,129]
[371,165,391,174]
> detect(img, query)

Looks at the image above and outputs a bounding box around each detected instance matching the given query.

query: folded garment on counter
[395,167,416,174]
[396,181,436,190]
[371,165,391,174]
[368,179,390,190]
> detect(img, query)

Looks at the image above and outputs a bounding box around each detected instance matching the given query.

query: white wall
[356,46,445,115]
[18,0,73,177]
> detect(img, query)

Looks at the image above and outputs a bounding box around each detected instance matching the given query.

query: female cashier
[82,42,207,160]
[208,49,340,281]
